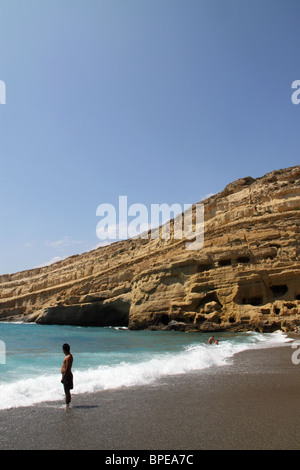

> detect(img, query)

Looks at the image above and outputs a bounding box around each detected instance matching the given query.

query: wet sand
[1,340,300,450]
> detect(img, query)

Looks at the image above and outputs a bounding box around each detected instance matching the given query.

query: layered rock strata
[0,165,300,332]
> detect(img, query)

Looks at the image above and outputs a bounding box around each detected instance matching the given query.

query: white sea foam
[0,331,290,410]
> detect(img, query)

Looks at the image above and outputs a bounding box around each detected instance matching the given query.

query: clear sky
[0,0,299,274]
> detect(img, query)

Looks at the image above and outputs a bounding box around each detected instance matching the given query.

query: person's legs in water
[65,388,71,405]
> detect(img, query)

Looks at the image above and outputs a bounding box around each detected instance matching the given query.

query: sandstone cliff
[0,165,299,333]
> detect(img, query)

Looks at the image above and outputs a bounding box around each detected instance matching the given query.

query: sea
[0,322,291,410]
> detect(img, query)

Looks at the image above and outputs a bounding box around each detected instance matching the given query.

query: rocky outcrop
[0,165,300,332]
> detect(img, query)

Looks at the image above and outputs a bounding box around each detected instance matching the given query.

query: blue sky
[0,0,299,274]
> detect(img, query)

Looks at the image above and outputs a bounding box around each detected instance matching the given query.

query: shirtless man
[208,336,215,345]
[61,343,73,406]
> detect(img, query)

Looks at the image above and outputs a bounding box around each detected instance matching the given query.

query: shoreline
[0,337,300,450]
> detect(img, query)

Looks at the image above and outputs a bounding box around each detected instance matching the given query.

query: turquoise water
[0,322,290,410]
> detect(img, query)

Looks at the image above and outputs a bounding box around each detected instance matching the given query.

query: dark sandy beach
[1,338,300,451]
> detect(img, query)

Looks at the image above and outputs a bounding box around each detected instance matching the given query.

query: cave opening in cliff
[236,256,250,264]
[218,259,231,267]
[242,296,263,306]
[197,263,213,273]
[160,313,170,325]
[248,296,263,306]
[270,285,288,297]
[100,306,129,327]
[296,295,300,301]
[196,292,223,311]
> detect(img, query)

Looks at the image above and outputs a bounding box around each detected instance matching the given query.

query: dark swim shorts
[63,372,73,391]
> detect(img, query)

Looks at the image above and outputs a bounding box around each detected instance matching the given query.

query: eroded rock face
[0,165,299,332]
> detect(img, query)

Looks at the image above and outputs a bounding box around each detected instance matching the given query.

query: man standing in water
[61,343,73,407]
